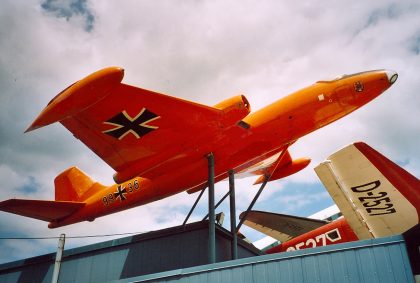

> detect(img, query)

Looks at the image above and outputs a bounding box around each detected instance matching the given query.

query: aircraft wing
[26,67,250,183]
[235,146,311,185]
[315,142,420,239]
[239,210,328,242]
[0,199,85,222]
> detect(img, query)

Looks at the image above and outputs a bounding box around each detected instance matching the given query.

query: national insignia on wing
[102,108,160,140]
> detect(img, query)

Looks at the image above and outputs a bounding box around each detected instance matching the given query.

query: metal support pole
[229,170,238,260]
[202,190,230,221]
[236,174,269,232]
[51,234,65,283]
[207,153,216,264]
[182,186,206,228]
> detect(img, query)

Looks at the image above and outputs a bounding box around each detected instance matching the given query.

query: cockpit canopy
[316,74,348,83]
[316,69,387,83]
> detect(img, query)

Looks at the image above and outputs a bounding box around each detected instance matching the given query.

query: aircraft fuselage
[49,70,397,228]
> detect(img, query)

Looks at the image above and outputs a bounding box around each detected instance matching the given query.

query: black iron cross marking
[114,185,127,202]
[103,108,160,140]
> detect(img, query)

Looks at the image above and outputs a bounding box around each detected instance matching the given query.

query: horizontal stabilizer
[0,199,85,222]
[239,210,328,242]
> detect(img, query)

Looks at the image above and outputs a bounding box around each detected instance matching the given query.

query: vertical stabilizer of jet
[55,167,105,202]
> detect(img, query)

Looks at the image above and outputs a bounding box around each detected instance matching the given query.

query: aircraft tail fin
[55,167,105,202]
[0,199,84,222]
[315,142,420,239]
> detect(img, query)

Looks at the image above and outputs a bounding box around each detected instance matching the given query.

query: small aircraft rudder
[353,142,420,212]
[54,167,103,202]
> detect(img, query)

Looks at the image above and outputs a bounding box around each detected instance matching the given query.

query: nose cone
[385,70,398,84]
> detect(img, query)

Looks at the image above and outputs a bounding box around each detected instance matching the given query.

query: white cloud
[0,0,419,264]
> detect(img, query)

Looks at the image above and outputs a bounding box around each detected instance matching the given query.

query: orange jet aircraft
[0,68,398,228]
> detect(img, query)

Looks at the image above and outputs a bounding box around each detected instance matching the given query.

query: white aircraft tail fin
[315,142,419,239]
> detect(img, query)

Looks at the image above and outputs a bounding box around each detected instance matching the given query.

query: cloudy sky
[0,0,419,264]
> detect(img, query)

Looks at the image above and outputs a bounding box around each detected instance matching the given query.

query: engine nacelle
[213,95,251,127]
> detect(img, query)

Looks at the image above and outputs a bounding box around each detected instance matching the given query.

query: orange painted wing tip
[24,122,40,133]
[24,114,50,132]
[24,66,126,133]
